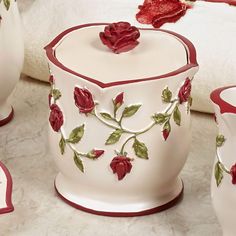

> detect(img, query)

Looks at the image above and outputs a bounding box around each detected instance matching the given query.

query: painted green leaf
[52,89,61,101]
[59,136,66,155]
[122,105,141,118]
[173,105,181,126]
[153,113,170,125]
[215,161,223,187]
[187,96,193,114]
[100,112,113,120]
[105,129,123,145]
[66,124,85,144]
[132,138,148,159]
[162,87,172,103]
[73,151,84,173]
[216,135,225,147]
[3,0,10,10]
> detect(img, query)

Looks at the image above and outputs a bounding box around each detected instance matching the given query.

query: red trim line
[202,0,236,6]
[54,181,184,217]
[45,23,198,88]
[0,107,14,127]
[210,86,236,114]
[0,161,14,214]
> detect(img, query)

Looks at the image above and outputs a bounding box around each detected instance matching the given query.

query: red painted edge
[0,161,14,214]
[0,107,14,127]
[54,180,184,217]
[203,0,236,6]
[210,86,236,114]
[44,23,198,88]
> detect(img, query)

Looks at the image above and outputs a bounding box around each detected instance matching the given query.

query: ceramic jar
[45,23,198,216]
[211,86,236,236]
[0,0,24,126]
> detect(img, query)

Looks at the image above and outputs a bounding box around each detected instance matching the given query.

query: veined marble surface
[0,75,221,236]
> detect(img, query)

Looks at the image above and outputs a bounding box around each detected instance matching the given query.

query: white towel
[18,0,236,113]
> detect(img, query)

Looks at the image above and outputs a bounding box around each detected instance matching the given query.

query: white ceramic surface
[211,86,236,236]
[0,0,24,125]
[45,23,198,216]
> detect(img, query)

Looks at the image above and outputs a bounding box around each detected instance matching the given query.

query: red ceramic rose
[110,156,132,180]
[178,78,192,104]
[88,149,105,159]
[49,104,64,132]
[49,75,54,84]
[136,0,190,28]
[113,92,124,109]
[74,87,95,114]
[99,22,140,54]
[162,129,170,141]
[230,163,236,185]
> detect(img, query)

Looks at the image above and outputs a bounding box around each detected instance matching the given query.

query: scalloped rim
[45,23,198,88]
[0,161,14,214]
[210,86,236,114]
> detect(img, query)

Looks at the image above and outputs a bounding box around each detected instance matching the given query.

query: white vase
[211,86,236,236]
[0,0,24,126]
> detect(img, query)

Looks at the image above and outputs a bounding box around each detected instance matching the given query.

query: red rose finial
[74,87,95,114]
[49,104,64,132]
[113,92,124,109]
[99,22,140,54]
[230,163,236,185]
[178,78,192,104]
[136,0,191,28]
[110,156,132,180]
[88,149,105,159]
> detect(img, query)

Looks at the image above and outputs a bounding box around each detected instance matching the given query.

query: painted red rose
[110,156,132,180]
[136,0,190,28]
[49,104,64,132]
[74,87,95,114]
[113,92,124,109]
[88,149,104,159]
[162,128,170,140]
[178,78,192,104]
[99,22,140,54]
[49,75,54,84]
[230,163,236,185]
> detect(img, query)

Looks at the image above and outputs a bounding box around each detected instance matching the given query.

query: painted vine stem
[214,134,236,187]
[49,75,193,180]
[48,76,104,173]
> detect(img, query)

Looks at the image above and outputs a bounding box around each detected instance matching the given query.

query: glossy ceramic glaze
[45,23,198,216]
[211,86,236,236]
[0,0,24,126]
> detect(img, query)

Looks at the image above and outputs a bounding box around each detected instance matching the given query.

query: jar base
[54,173,184,217]
[0,106,14,127]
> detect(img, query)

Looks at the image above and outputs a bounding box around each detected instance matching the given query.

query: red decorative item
[113,92,124,108]
[230,163,236,185]
[74,87,95,114]
[136,0,191,28]
[110,156,132,180]
[49,75,54,84]
[90,149,104,159]
[99,22,140,54]
[178,78,192,104]
[162,129,170,140]
[49,104,64,132]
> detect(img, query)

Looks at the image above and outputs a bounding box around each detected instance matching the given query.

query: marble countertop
[0,75,221,236]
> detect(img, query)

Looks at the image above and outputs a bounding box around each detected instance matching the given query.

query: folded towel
[18,0,236,113]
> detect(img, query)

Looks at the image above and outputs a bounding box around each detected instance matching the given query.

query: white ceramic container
[211,86,236,235]
[45,23,198,216]
[0,0,24,126]
[0,161,13,214]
